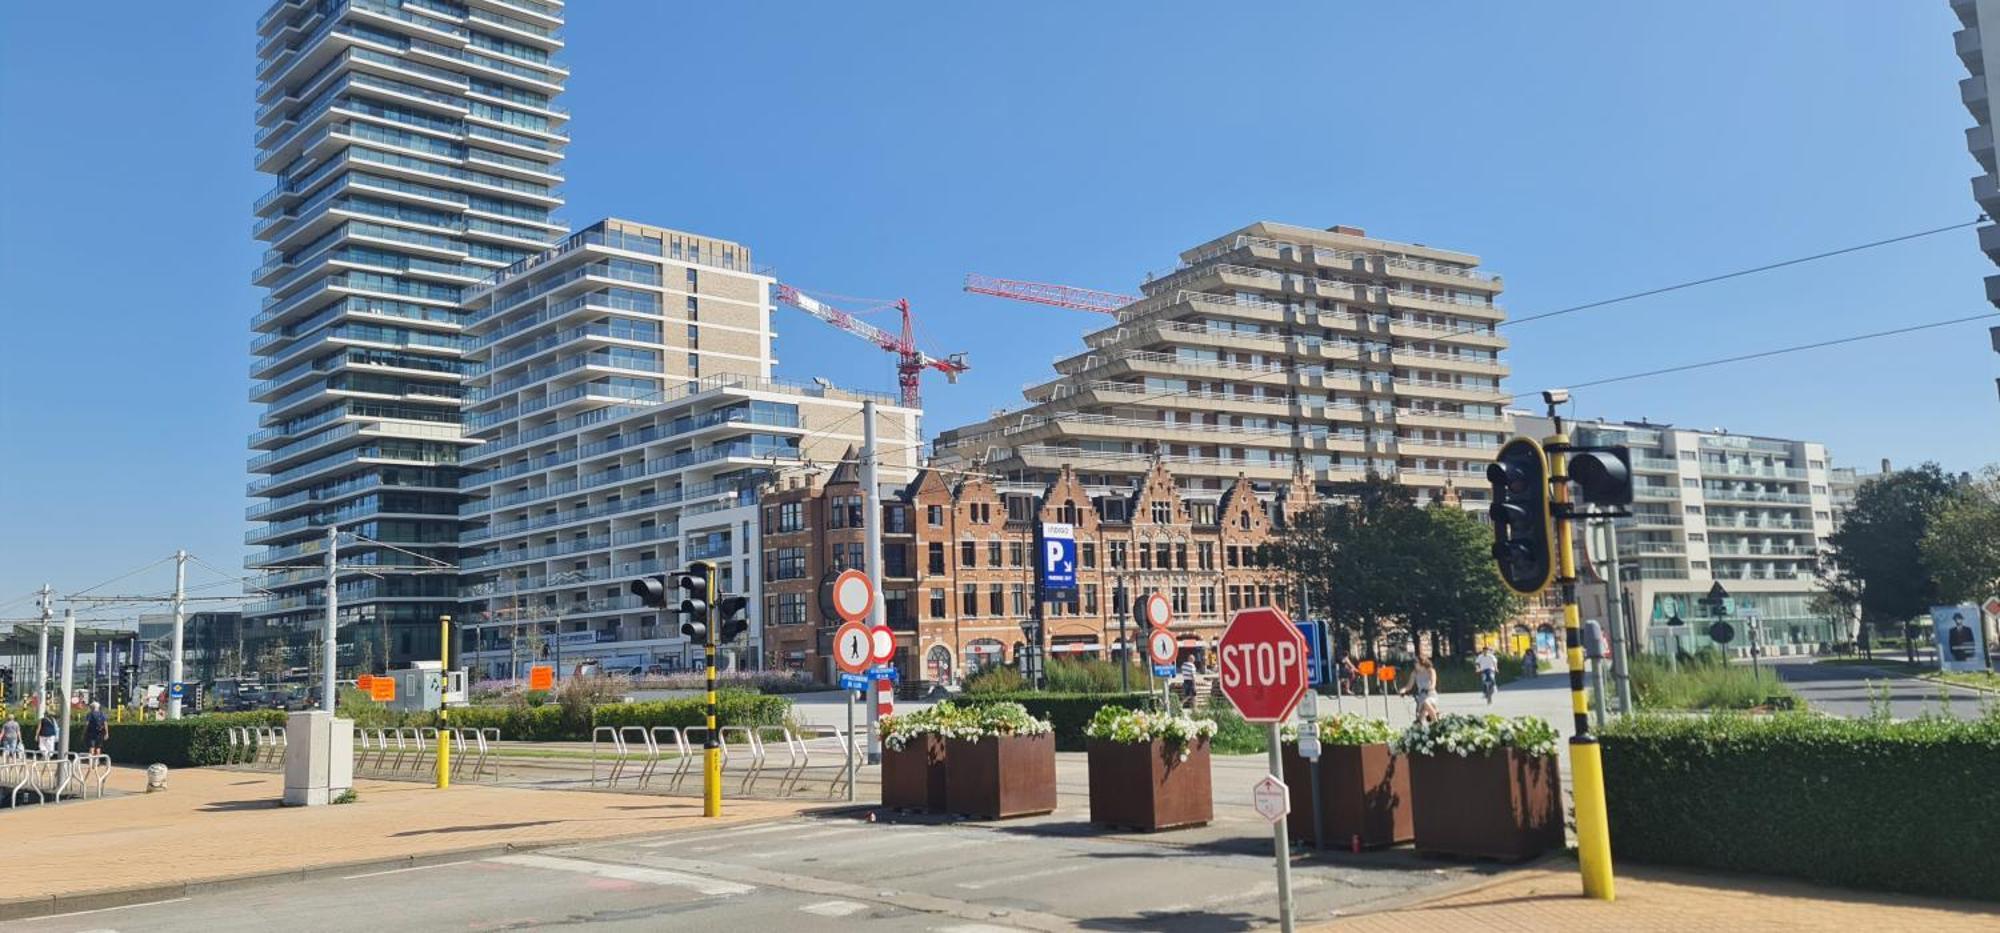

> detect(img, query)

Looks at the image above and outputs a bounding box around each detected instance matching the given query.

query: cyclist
[1475,645,1499,704]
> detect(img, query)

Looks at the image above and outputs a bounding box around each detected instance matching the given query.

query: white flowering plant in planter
[1281,713,1395,746]
[1083,706,1219,761]
[880,704,961,752]
[935,701,1053,743]
[1391,713,1559,759]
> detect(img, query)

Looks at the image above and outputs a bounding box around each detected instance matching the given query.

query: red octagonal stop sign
[1217,606,1308,723]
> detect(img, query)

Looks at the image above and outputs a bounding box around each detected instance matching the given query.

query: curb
[1318,850,1575,922]
[0,809,822,924]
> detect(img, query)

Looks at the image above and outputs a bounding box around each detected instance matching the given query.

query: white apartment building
[935,222,1509,510]
[246,0,570,667]
[1951,0,2000,400]
[453,219,919,677]
[1516,415,1846,656]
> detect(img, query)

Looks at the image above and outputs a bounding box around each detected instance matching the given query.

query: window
[1138,545,1152,570]
[830,495,862,528]
[1083,584,1098,614]
[1227,585,1243,611]
[885,590,912,627]
[1155,542,1171,569]
[1151,501,1172,524]
[1810,485,1827,495]
[988,584,1004,616]
[686,295,698,318]
[686,353,699,376]
[772,593,807,626]
[1808,460,1824,470]
[887,505,909,534]
[1226,546,1240,568]
[927,504,944,526]
[1199,586,1216,614]
[930,588,947,618]
[1059,499,1081,524]
[1687,533,1706,542]
[1198,542,1215,570]
[1685,505,1703,515]
[687,323,700,347]
[775,501,803,533]
[961,585,978,616]
[1175,543,1188,570]
[928,542,946,575]
[1238,511,1251,530]
[1682,478,1699,488]
[1005,496,1034,522]
[685,268,698,288]
[1171,586,1188,614]
[1691,560,1709,571]
[959,540,976,566]
[1109,541,1128,569]
[1813,510,1831,520]
[1009,541,1026,567]
[1080,542,1097,568]
[1111,585,1129,615]
[987,540,1002,566]
[1011,584,1027,616]
[771,547,806,580]
[1680,451,1697,461]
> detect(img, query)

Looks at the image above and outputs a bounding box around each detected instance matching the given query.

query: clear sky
[2,1,1997,608]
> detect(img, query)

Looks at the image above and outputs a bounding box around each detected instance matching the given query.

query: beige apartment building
[934,222,1510,508]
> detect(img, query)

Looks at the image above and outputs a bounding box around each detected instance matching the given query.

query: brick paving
[1321,863,2000,932]
[0,765,816,910]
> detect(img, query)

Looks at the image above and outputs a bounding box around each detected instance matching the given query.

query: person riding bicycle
[1475,646,1499,704]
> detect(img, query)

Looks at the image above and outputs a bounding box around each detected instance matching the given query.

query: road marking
[956,863,1073,890]
[342,859,476,880]
[798,900,868,917]
[935,925,1027,932]
[637,821,803,848]
[32,898,188,921]
[489,853,754,896]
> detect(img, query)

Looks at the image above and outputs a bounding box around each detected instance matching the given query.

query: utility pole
[860,398,885,763]
[36,585,52,715]
[1596,521,1634,715]
[58,609,76,766]
[169,550,188,719]
[323,525,338,713]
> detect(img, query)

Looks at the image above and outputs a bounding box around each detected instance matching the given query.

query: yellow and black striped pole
[1546,431,1615,900]
[437,614,451,790]
[703,564,722,818]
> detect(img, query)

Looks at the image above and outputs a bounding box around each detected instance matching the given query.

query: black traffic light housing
[676,561,715,641]
[1567,445,1633,507]
[630,574,673,609]
[716,595,751,644]
[1487,436,1556,594]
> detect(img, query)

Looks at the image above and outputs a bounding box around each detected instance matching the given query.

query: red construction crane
[963,273,1138,317]
[773,283,969,408]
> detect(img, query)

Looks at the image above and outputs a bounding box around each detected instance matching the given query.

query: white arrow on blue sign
[1039,522,1077,592]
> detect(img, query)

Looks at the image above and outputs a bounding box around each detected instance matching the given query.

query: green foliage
[961,665,1026,694]
[1629,654,1798,711]
[587,692,791,733]
[1922,467,2000,604]
[1190,703,1267,754]
[1431,657,1519,694]
[332,788,358,805]
[1042,658,1145,694]
[1266,476,1520,657]
[1601,713,2000,901]
[101,711,286,768]
[1824,463,1960,630]
[955,692,1150,751]
[1084,706,1216,758]
[1392,713,1559,758]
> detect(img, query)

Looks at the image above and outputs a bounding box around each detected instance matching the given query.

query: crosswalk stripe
[798,900,868,917]
[489,853,754,896]
[636,821,803,848]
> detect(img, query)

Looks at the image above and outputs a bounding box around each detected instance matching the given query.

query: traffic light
[677,561,714,641]
[0,667,12,703]
[630,573,673,609]
[1568,446,1633,507]
[716,594,750,644]
[1487,436,1556,594]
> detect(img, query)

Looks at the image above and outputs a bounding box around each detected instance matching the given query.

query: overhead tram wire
[65,554,178,599]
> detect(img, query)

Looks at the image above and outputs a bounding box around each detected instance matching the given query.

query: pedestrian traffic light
[630,573,673,609]
[1567,446,1633,507]
[676,561,714,641]
[1487,437,1555,594]
[716,594,750,644]
[0,667,12,703]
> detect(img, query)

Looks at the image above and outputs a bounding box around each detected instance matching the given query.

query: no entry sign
[1217,606,1308,723]
[833,621,872,676]
[831,569,875,624]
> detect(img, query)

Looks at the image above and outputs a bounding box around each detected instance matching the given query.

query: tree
[1922,468,2000,604]
[1822,464,1959,652]
[1265,474,1517,660]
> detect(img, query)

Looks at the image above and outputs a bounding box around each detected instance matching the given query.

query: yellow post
[702,566,722,818]
[1547,431,1615,900]
[436,613,451,791]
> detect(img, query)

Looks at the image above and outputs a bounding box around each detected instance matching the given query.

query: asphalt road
[1768,657,1994,720]
[12,804,1494,933]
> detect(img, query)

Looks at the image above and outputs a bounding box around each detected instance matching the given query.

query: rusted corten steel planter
[945,733,1057,819]
[1281,742,1411,849]
[881,734,949,813]
[1407,748,1562,861]
[1087,737,1213,831]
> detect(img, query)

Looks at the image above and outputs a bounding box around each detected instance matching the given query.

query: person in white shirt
[1475,647,1499,704]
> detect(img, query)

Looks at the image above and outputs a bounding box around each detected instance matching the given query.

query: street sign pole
[1546,422,1615,901]
[1266,722,1294,932]
[1301,691,1323,852]
[844,687,856,802]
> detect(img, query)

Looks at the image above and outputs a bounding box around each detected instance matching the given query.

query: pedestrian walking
[83,701,109,757]
[1,713,22,760]
[36,711,59,758]
[1522,647,1538,679]
[1476,645,1499,704]
[1178,657,1198,709]
[1338,654,1360,696]
[1401,656,1438,721]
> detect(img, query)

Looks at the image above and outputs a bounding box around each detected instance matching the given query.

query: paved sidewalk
[1322,862,2000,932]
[0,765,820,919]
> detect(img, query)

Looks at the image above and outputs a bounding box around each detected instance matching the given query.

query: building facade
[1951,0,2000,397]
[1516,415,1845,656]
[759,459,1310,687]
[452,219,919,678]
[246,0,571,667]
[935,222,1508,509]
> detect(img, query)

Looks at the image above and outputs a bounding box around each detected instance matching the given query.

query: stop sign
[1217,606,1308,723]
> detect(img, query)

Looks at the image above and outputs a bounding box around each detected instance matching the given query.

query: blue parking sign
[1039,522,1077,593]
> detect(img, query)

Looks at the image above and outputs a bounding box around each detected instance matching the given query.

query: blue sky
[3,1,1997,606]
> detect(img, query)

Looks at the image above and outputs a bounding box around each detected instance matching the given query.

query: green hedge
[591,693,790,733]
[1601,714,2000,901]
[101,711,286,768]
[955,692,1153,751]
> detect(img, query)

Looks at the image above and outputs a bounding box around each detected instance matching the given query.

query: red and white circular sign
[831,568,875,624]
[1217,606,1308,723]
[868,625,896,667]
[833,621,871,675]
[1147,628,1179,666]
[1140,591,1172,630]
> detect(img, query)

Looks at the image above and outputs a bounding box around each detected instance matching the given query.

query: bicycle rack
[621,726,658,787]
[652,726,691,790]
[591,726,627,786]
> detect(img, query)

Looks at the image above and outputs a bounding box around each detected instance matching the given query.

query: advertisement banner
[1932,604,1987,673]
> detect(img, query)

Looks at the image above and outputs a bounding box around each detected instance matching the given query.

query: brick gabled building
[759,457,1316,688]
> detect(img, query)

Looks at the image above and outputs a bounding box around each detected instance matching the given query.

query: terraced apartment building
[451,219,920,678]
[245,0,571,666]
[934,222,1510,510]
